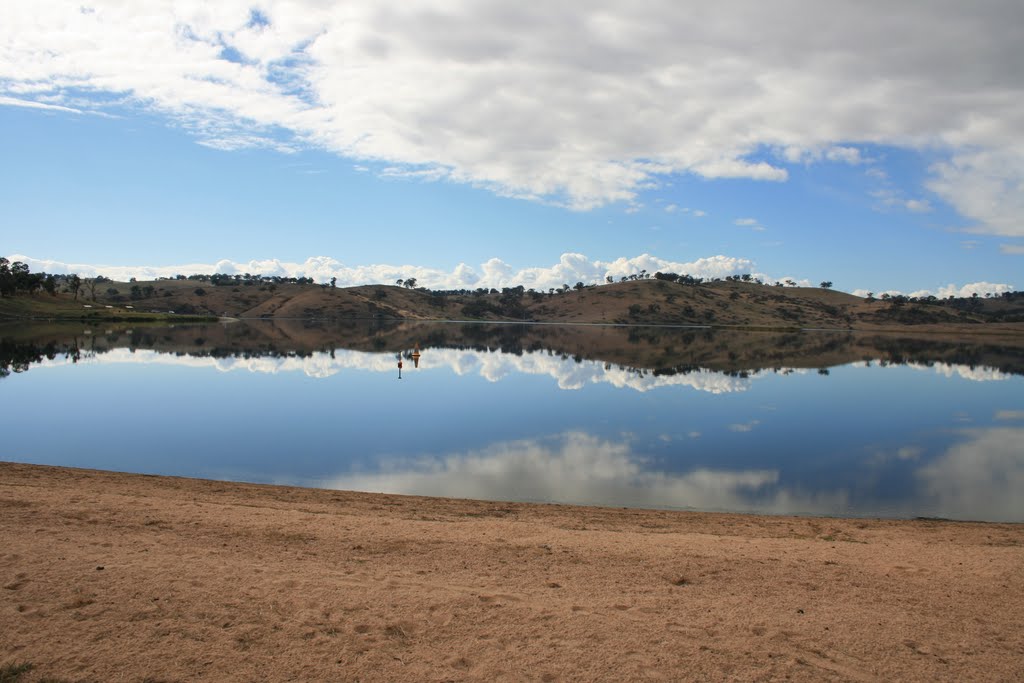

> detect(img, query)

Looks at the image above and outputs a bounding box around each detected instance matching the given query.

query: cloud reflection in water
[323,431,855,515]
[917,427,1024,522]
[324,427,1024,521]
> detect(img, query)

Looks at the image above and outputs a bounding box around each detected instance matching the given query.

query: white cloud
[927,149,1024,237]
[870,188,934,215]
[1,2,1022,228]
[1000,244,1024,255]
[906,282,1016,299]
[854,281,1015,299]
[734,217,766,232]
[0,95,85,114]
[6,251,758,291]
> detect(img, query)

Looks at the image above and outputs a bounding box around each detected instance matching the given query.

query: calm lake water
[3,320,1023,522]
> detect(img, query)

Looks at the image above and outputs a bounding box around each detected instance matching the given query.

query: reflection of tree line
[858,336,1024,376]
[3,321,1023,379]
[0,339,84,378]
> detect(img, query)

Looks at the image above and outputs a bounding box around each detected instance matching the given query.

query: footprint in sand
[3,573,29,590]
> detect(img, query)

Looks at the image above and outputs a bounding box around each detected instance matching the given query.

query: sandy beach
[1,462,1022,682]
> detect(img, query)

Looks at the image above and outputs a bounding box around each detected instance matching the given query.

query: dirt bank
[1,462,1022,682]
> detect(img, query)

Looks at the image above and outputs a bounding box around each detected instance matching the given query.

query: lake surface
[2,319,1023,522]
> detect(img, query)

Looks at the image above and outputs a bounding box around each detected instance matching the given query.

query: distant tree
[0,258,12,297]
[396,279,404,287]
[84,277,100,302]
[194,288,206,297]
[865,292,875,302]
[403,277,417,289]
[106,287,119,296]
[67,274,82,300]
[10,262,30,293]
[820,281,833,289]
[605,276,614,284]
[330,276,337,288]
[574,281,585,291]
[43,274,58,296]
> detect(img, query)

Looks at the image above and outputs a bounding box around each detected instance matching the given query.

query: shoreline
[2,462,1022,681]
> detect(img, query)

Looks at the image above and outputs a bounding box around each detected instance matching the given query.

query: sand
[1,463,1022,682]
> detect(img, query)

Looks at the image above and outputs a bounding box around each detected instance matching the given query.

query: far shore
[1,462,1022,682]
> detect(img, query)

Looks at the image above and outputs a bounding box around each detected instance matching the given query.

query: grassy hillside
[3,277,1023,331]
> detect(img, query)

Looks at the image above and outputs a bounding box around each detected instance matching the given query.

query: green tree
[820,281,833,289]
[403,277,417,289]
[0,257,12,297]
[66,274,82,300]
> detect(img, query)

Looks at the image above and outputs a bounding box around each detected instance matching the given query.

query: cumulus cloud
[1,2,1022,228]
[907,282,1016,299]
[850,281,1015,299]
[927,149,1024,237]
[6,252,757,291]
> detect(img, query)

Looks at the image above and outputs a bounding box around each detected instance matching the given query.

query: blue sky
[2,2,1022,295]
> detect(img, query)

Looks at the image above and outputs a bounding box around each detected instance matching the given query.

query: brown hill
[3,277,1023,332]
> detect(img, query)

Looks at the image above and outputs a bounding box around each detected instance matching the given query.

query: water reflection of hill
[3,319,1024,378]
